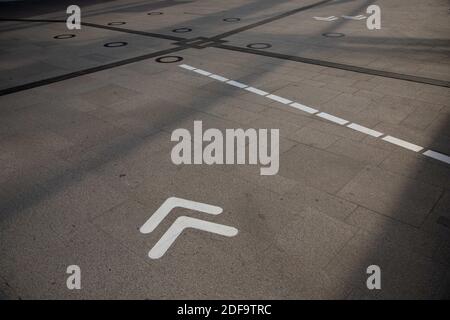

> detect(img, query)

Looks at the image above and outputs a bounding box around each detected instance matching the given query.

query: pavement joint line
[316,112,349,125]
[347,123,383,137]
[382,135,423,152]
[216,44,450,88]
[0,46,189,96]
[178,63,450,166]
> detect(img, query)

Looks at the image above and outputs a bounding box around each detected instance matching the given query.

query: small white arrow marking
[148,216,238,259]
[342,15,366,20]
[140,196,222,234]
[313,16,338,21]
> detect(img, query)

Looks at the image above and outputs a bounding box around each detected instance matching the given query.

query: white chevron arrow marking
[148,216,238,259]
[342,15,366,20]
[313,16,338,21]
[140,196,223,234]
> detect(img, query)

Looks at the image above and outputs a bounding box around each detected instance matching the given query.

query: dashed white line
[423,150,450,164]
[179,64,197,70]
[266,94,292,104]
[382,135,423,152]
[209,74,229,82]
[193,68,212,76]
[347,123,383,137]
[178,64,450,166]
[290,102,318,114]
[226,80,248,88]
[245,86,269,96]
[316,112,348,125]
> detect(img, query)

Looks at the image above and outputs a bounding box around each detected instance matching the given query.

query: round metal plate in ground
[155,56,183,63]
[104,41,128,47]
[147,12,163,15]
[107,22,126,26]
[223,18,240,22]
[322,32,345,38]
[246,43,272,49]
[172,27,192,33]
[53,34,76,39]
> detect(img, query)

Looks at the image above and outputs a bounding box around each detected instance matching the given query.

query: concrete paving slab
[338,166,442,226]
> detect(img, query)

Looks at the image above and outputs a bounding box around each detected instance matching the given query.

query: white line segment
[290,102,318,114]
[266,94,292,104]
[382,136,423,152]
[316,112,348,125]
[226,80,248,88]
[193,68,212,76]
[347,123,383,137]
[179,64,197,70]
[423,150,450,164]
[245,86,269,96]
[209,74,229,82]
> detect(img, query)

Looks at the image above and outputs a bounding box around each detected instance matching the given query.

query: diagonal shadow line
[215,44,450,88]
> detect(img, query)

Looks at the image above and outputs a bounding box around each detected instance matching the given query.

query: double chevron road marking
[140,197,238,259]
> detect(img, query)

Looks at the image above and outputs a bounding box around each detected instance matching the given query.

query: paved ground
[0,0,449,299]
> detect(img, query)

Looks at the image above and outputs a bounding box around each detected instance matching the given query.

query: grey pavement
[0,0,449,299]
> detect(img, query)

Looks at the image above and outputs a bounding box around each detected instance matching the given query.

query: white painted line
[290,102,318,114]
[140,197,223,234]
[347,123,383,138]
[148,216,238,259]
[423,150,450,164]
[266,94,292,104]
[180,65,446,162]
[382,136,423,152]
[316,112,348,125]
[193,68,212,76]
[209,74,229,82]
[342,15,366,20]
[226,80,248,88]
[179,64,196,70]
[245,86,269,96]
[313,16,338,21]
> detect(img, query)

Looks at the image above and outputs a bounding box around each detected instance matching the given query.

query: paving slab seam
[178,64,450,166]
[215,44,450,88]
